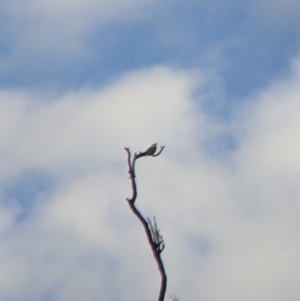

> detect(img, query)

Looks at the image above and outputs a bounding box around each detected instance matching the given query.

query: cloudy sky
[1,0,300,300]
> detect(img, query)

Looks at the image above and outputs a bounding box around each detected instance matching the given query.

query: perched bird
[144,143,157,156]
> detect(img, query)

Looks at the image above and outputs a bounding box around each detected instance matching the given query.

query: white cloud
[0,66,200,179]
[0,65,204,300]
[1,60,300,300]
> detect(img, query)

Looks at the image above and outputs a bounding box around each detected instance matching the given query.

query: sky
[0,0,300,300]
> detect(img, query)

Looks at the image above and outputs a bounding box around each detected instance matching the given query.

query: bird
[144,143,157,156]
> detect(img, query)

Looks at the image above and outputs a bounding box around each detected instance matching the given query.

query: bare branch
[125,145,167,301]
[152,145,165,157]
[147,217,165,254]
[124,148,137,204]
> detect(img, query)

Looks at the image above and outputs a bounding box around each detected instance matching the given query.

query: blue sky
[1,0,300,98]
[1,0,300,300]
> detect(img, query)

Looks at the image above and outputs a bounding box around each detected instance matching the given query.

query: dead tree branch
[124,145,166,301]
